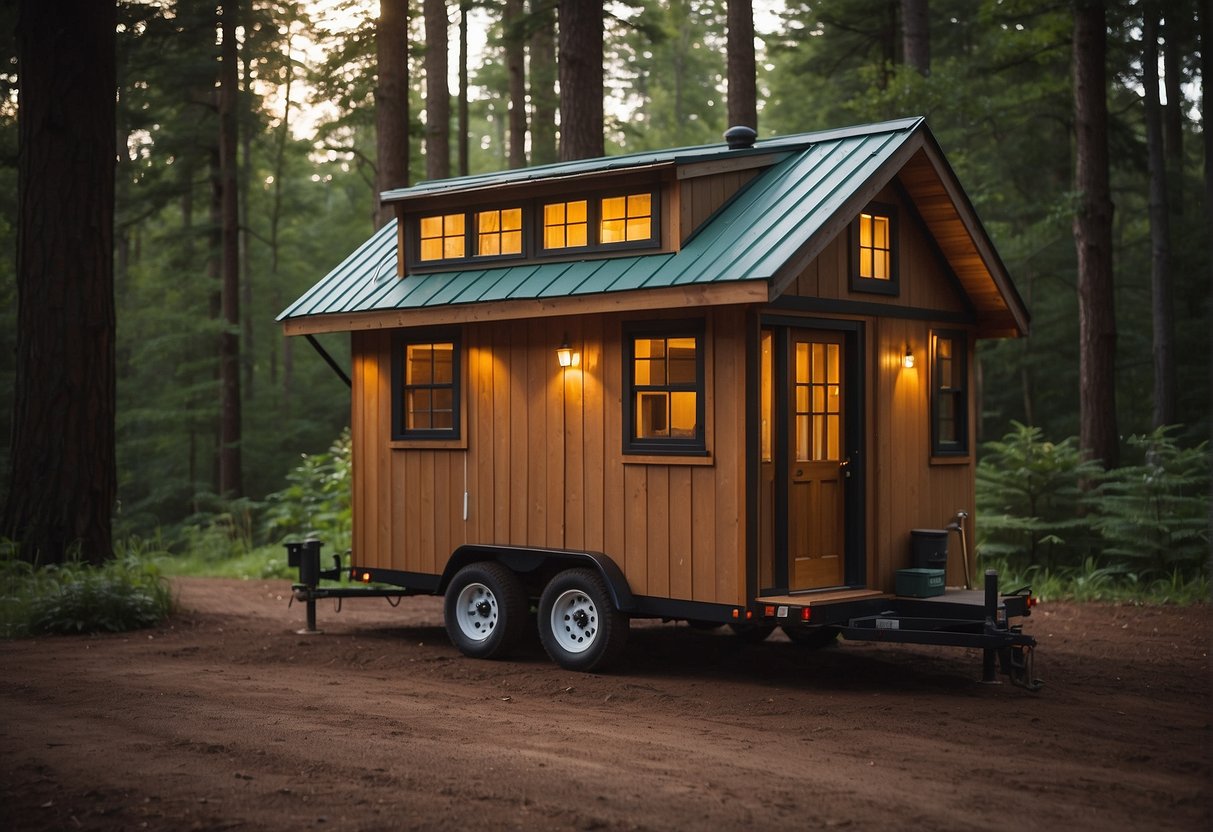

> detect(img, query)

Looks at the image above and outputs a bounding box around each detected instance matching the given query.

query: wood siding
[679,169,761,245]
[351,307,749,606]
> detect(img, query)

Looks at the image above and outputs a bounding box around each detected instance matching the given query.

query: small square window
[600,192,652,244]
[542,200,589,250]
[419,213,466,262]
[476,207,523,257]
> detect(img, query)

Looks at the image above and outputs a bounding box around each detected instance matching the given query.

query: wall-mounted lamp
[556,337,580,368]
[902,344,915,369]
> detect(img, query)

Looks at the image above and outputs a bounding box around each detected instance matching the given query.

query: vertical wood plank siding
[351,306,749,606]
[679,169,762,245]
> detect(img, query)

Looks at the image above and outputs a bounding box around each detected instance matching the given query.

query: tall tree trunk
[900,0,930,75]
[1072,0,1118,467]
[239,0,254,401]
[726,0,757,129]
[1144,6,1175,428]
[505,0,527,168]
[270,13,296,389]
[4,0,117,564]
[1161,15,1183,211]
[458,1,469,176]
[558,0,603,160]
[377,0,410,227]
[424,0,451,180]
[218,1,243,498]
[529,0,557,165]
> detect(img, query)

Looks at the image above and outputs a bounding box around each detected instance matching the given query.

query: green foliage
[0,541,175,638]
[977,424,1211,596]
[263,428,352,553]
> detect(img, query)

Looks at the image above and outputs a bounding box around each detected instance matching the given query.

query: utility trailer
[279,119,1041,688]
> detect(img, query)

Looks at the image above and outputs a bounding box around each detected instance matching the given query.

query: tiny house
[280,118,1038,680]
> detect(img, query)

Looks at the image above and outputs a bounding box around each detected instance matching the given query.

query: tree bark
[1072,0,1118,467]
[1161,14,1183,207]
[4,0,117,564]
[726,0,757,130]
[1144,6,1175,428]
[528,0,558,165]
[558,0,603,160]
[900,0,930,75]
[458,1,469,176]
[239,0,254,402]
[424,0,451,180]
[376,0,410,227]
[505,0,527,168]
[218,1,243,498]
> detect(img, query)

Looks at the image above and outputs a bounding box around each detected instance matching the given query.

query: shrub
[263,428,351,553]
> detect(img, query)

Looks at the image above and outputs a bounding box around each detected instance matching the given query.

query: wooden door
[787,331,846,589]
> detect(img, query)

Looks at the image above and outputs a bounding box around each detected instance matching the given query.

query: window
[850,205,898,295]
[476,207,523,256]
[394,334,461,439]
[624,322,705,454]
[600,193,652,244]
[542,200,589,250]
[931,330,967,456]
[419,213,466,262]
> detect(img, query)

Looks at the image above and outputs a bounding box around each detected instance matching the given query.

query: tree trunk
[558,0,603,160]
[424,0,450,180]
[505,0,527,168]
[458,1,469,176]
[270,12,296,389]
[1161,14,1183,210]
[726,0,757,130]
[218,1,243,498]
[1072,0,1118,467]
[1144,6,1175,428]
[4,0,117,564]
[900,0,930,75]
[377,0,410,227]
[529,0,558,165]
[239,0,254,402]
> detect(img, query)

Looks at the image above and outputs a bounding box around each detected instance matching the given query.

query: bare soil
[1,578,1209,831]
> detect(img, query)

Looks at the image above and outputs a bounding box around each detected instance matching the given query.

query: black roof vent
[724,125,757,150]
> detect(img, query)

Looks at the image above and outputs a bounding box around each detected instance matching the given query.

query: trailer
[279,118,1041,689]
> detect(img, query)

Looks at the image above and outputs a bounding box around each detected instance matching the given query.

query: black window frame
[391,329,462,441]
[930,329,968,457]
[848,203,899,296]
[622,319,706,456]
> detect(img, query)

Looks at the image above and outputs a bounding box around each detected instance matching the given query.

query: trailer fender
[440,545,636,613]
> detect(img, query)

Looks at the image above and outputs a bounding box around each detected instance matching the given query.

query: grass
[982,556,1211,605]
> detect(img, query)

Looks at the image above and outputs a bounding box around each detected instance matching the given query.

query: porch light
[902,344,915,369]
[556,337,579,368]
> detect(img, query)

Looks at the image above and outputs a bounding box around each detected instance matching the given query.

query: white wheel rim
[549,588,599,654]
[454,581,498,642]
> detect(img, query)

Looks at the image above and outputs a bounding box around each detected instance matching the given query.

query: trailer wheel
[538,568,628,672]
[729,622,776,642]
[782,625,839,648]
[444,562,528,660]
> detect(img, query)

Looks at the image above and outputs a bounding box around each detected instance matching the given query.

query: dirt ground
[1,578,1209,831]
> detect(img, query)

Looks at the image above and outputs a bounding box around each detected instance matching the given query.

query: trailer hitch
[1005,643,1043,692]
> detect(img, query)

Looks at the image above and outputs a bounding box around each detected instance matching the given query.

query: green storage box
[895,567,946,598]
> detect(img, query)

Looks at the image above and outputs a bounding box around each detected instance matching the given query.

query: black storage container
[910,529,949,571]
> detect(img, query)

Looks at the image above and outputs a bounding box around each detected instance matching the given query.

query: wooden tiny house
[281,118,1036,675]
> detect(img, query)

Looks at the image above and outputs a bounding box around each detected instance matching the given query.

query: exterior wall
[351,306,749,607]
[778,180,978,590]
[679,168,762,245]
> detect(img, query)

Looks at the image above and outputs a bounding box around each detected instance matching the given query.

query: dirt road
[1,578,1209,831]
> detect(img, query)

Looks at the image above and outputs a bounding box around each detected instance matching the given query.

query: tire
[443,562,528,660]
[729,622,776,643]
[782,625,840,648]
[538,568,628,672]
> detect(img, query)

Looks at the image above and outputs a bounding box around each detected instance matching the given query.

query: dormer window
[419,213,466,262]
[600,193,652,244]
[849,204,898,295]
[543,200,589,250]
[476,207,523,256]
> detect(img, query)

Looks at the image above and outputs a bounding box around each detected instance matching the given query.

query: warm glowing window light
[419,214,465,261]
[543,200,589,250]
[858,212,891,280]
[601,193,652,244]
[476,208,523,256]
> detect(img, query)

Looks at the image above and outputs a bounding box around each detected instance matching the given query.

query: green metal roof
[278,118,948,323]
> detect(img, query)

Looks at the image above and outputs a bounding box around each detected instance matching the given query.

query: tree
[529,0,558,165]
[424,0,451,179]
[505,0,527,168]
[727,0,757,128]
[3,0,117,563]
[458,1,470,176]
[558,0,604,159]
[900,0,929,75]
[1072,0,1119,467]
[1143,4,1175,428]
[218,1,243,498]
[376,0,410,227]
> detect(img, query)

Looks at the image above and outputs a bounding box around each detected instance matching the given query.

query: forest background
[0,0,1208,594]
